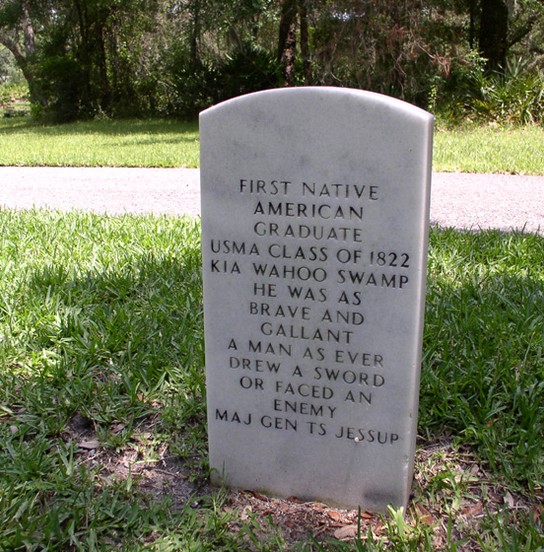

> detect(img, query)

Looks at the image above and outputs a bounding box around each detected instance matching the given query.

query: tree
[3,0,543,120]
[277,0,297,85]
[479,0,509,71]
[0,0,46,106]
[277,0,312,86]
[1,0,164,119]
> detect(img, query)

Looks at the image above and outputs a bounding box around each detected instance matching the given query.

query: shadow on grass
[420,227,544,491]
[1,220,543,548]
[22,240,206,425]
[0,117,199,138]
[107,136,198,147]
[0,222,216,548]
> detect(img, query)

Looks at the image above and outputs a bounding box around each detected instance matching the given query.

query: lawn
[1,115,543,549]
[1,210,542,550]
[433,125,544,175]
[1,117,543,174]
[0,118,200,168]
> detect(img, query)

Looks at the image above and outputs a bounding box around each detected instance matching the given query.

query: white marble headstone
[199,87,433,512]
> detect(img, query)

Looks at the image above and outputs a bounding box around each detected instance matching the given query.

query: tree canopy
[1,0,543,121]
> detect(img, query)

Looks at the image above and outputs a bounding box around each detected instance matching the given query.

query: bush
[429,50,488,124]
[34,55,87,122]
[215,43,281,103]
[161,46,219,119]
[476,59,544,125]
[432,53,544,126]
[162,42,281,119]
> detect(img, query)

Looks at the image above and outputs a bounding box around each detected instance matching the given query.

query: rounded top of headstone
[200,87,433,124]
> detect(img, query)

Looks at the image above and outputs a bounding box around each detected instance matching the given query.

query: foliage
[308,1,446,106]
[0,81,26,109]
[215,42,281,104]
[2,0,544,121]
[162,46,220,120]
[473,62,544,125]
[0,44,23,84]
[162,40,279,119]
[432,51,544,125]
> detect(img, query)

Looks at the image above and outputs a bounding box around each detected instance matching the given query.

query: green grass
[1,210,542,550]
[1,117,543,174]
[422,228,544,488]
[433,124,544,175]
[0,118,200,168]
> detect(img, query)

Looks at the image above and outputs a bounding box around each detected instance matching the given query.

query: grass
[0,118,200,168]
[1,117,543,174]
[422,229,544,488]
[433,124,544,175]
[1,209,543,550]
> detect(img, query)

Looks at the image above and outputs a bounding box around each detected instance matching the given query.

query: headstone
[199,87,433,512]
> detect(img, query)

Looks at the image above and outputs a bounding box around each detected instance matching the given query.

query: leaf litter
[60,414,543,549]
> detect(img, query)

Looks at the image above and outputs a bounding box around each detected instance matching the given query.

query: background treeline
[1,0,544,123]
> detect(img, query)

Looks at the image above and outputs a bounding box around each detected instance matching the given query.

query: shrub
[215,42,281,103]
[162,41,281,119]
[432,53,544,126]
[33,55,87,122]
[161,46,219,119]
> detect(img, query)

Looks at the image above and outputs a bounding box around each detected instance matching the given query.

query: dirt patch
[61,413,543,549]
[62,412,204,506]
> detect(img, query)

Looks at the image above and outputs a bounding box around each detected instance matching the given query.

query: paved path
[1,167,543,235]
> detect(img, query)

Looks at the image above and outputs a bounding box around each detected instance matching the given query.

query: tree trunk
[299,0,312,85]
[22,1,36,56]
[189,0,201,69]
[468,0,478,49]
[278,0,298,86]
[95,22,111,111]
[0,4,47,107]
[479,0,509,72]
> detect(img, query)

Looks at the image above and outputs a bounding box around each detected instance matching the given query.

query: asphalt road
[1,167,543,235]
